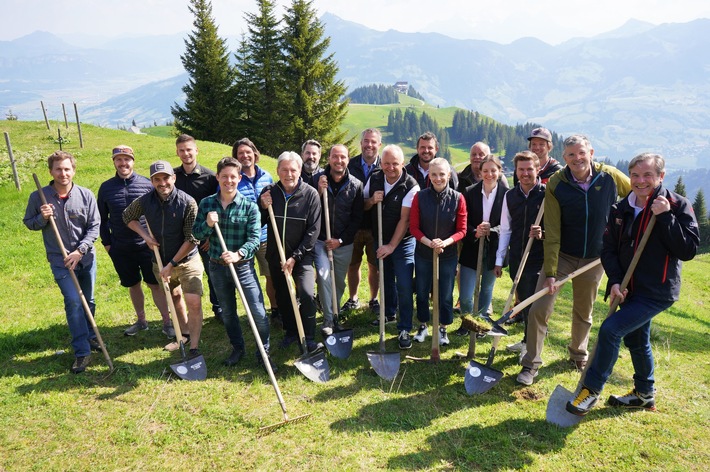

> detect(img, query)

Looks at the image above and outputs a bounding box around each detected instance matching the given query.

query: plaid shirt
[192,191,261,260]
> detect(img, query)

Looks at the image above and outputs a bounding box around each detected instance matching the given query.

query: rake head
[256,413,312,437]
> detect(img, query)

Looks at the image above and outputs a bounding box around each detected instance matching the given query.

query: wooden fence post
[73,103,84,149]
[40,101,50,130]
[62,103,69,128]
[3,132,21,191]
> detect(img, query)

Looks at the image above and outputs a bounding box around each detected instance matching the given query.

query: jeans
[584,295,673,395]
[314,240,354,323]
[200,248,220,312]
[51,259,96,357]
[459,265,496,316]
[415,253,458,326]
[210,261,269,354]
[380,237,415,332]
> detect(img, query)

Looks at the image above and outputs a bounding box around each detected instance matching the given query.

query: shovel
[488,258,603,336]
[366,202,401,380]
[145,222,206,381]
[546,215,657,427]
[407,248,445,364]
[322,190,354,359]
[32,174,114,372]
[267,204,329,383]
[213,223,310,435]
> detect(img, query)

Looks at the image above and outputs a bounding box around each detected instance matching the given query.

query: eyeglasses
[113,147,133,155]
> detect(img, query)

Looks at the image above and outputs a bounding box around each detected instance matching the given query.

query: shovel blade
[366,351,401,381]
[170,354,207,381]
[546,384,584,427]
[294,350,330,383]
[464,360,503,394]
[325,329,354,359]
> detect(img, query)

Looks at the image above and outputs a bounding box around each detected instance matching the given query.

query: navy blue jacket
[97,172,152,249]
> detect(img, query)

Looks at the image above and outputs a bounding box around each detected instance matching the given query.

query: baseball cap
[528,127,552,142]
[112,145,135,159]
[149,160,175,178]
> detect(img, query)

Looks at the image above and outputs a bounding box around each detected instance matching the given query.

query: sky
[3,0,710,45]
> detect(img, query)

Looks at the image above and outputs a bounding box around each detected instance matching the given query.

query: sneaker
[222,348,244,366]
[88,338,102,352]
[71,355,91,374]
[257,353,278,374]
[398,330,412,350]
[516,366,538,386]
[164,336,189,352]
[188,348,202,359]
[454,321,469,336]
[124,320,148,336]
[439,327,450,346]
[566,385,600,416]
[505,315,523,325]
[607,389,656,411]
[162,324,176,338]
[506,341,525,353]
[368,298,380,314]
[341,298,359,312]
[370,314,396,326]
[306,340,325,353]
[321,319,334,337]
[270,308,283,330]
[413,324,428,343]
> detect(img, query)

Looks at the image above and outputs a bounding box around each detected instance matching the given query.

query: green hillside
[0,119,708,470]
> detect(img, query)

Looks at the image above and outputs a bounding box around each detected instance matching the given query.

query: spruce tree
[692,189,708,227]
[281,0,348,151]
[171,0,235,142]
[674,176,687,197]
[241,0,287,156]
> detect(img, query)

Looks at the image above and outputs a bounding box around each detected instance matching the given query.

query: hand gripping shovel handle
[502,201,544,314]
[267,204,308,353]
[213,222,291,420]
[32,173,113,371]
[144,221,187,359]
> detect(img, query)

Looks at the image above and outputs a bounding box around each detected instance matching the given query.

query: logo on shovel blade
[190,362,203,370]
[326,336,337,346]
[483,376,496,383]
[176,366,188,375]
[468,366,482,377]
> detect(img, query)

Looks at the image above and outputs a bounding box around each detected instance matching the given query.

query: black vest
[369,170,417,244]
[505,183,545,276]
[414,186,462,260]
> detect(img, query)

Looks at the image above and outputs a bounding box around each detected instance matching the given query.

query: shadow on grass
[387,418,570,471]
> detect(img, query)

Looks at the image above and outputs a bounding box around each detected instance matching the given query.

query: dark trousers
[269,261,317,341]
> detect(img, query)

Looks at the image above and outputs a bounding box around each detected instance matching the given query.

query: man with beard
[514,127,563,186]
[98,145,171,338]
[301,139,324,186]
[457,141,509,192]
[405,132,458,190]
[123,161,204,358]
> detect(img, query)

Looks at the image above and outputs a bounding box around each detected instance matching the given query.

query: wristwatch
[77,244,88,255]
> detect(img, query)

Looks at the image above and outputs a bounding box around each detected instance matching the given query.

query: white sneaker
[439,327,450,346]
[506,341,525,353]
[413,324,428,343]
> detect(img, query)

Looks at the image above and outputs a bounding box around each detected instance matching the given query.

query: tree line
[171,0,347,157]
[387,108,452,161]
[348,84,425,105]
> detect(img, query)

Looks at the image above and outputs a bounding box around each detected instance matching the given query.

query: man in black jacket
[259,152,322,353]
[567,152,699,416]
[98,145,171,337]
[405,131,458,190]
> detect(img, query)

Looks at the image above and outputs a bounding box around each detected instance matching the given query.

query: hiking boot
[566,385,600,416]
[162,323,176,338]
[164,336,189,352]
[71,355,91,374]
[368,298,380,314]
[398,330,412,350]
[124,320,148,336]
[341,298,359,312]
[223,348,245,367]
[516,366,538,386]
[370,313,396,326]
[270,308,283,330]
[321,319,334,337]
[439,327,450,346]
[413,324,428,343]
[188,348,202,359]
[88,338,102,352]
[570,358,587,371]
[506,341,525,353]
[607,389,656,411]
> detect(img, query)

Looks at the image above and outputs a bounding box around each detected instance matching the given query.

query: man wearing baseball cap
[123,160,204,358]
[521,127,562,185]
[98,146,173,338]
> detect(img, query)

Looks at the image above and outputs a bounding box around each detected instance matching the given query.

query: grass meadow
[0,120,708,471]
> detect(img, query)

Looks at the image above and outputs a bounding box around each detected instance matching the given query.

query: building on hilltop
[394,81,409,93]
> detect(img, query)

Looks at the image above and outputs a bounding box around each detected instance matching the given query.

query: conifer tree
[281,0,348,151]
[674,176,687,197]
[171,0,235,142]
[692,189,708,227]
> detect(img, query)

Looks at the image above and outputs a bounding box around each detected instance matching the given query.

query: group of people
[25,127,700,418]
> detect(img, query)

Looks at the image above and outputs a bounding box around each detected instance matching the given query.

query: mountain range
[2,13,709,176]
